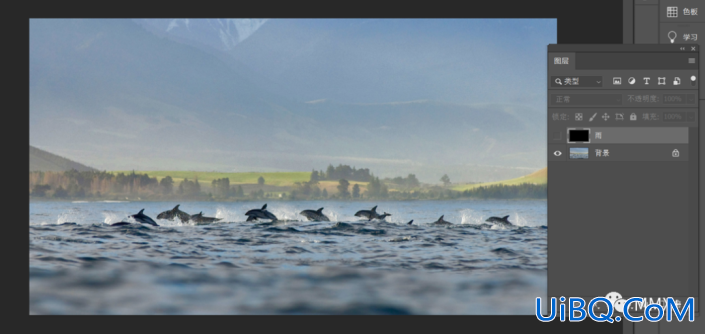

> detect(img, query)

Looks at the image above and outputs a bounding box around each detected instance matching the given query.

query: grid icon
[667,7,678,18]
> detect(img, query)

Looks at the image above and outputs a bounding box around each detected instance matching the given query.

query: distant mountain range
[134,19,268,52]
[29,19,553,183]
[30,146,96,172]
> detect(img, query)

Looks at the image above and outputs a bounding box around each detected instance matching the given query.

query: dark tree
[352,184,360,198]
[310,170,320,182]
[250,189,262,199]
[337,179,350,198]
[367,176,382,197]
[300,182,312,196]
[67,183,85,197]
[321,188,328,198]
[406,174,420,188]
[211,178,230,197]
[53,185,68,198]
[194,177,201,193]
[441,174,451,186]
[31,184,51,197]
[179,178,200,197]
[257,176,265,185]
[160,176,174,195]
[326,165,336,180]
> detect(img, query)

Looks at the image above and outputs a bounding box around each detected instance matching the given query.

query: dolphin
[485,215,512,225]
[245,204,278,221]
[376,212,392,221]
[189,211,223,224]
[432,215,453,225]
[300,207,330,221]
[156,204,191,222]
[110,221,131,226]
[354,205,379,221]
[407,220,414,225]
[128,209,159,226]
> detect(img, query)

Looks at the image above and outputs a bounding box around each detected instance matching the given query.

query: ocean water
[29,200,547,315]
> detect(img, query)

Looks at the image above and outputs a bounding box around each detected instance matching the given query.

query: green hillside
[452,167,547,191]
[30,146,97,172]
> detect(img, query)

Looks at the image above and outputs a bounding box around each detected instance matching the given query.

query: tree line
[29,170,213,200]
[310,164,373,182]
[29,168,546,201]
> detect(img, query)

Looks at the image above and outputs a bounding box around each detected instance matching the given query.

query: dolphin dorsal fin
[503,215,510,220]
[173,204,180,211]
[317,207,324,213]
[371,205,377,212]
[407,220,413,225]
[138,209,144,215]
[262,204,267,210]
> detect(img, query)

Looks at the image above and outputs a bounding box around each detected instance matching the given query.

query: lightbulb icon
[668,31,677,44]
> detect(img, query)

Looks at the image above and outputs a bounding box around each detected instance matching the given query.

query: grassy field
[451,167,547,191]
[110,171,311,187]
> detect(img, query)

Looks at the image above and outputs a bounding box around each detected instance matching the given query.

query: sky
[30,19,557,182]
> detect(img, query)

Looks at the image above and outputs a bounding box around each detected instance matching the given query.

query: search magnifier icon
[555,78,562,85]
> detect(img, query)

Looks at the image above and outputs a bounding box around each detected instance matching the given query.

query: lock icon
[673,149,680,157]
[630,113,637,121]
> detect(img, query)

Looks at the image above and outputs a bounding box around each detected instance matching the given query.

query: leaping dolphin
[300,208,330,221]
[156,204,191,222]
[376,212,392,221]
[128,209,159,226]
[432,215,453,226]
[485,215,512,225]
[354,205,379,221]
[245,204,278,222]
[189,211,223,224]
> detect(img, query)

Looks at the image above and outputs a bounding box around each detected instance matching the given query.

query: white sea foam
[154,217,191,227]
[101,211,128,225]
[56,208,88,225]
[459,209,486,225]
[324,209,359,223]
[507,211,542,227]
[267,204,304,222]
[215,206,243,223]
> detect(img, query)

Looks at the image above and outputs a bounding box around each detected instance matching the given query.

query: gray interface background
[547,43,699,332]
[623,2,702,332]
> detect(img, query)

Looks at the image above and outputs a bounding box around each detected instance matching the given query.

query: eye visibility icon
[555,78,562,85]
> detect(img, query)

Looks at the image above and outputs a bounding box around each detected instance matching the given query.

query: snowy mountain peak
[136,18,267,51]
